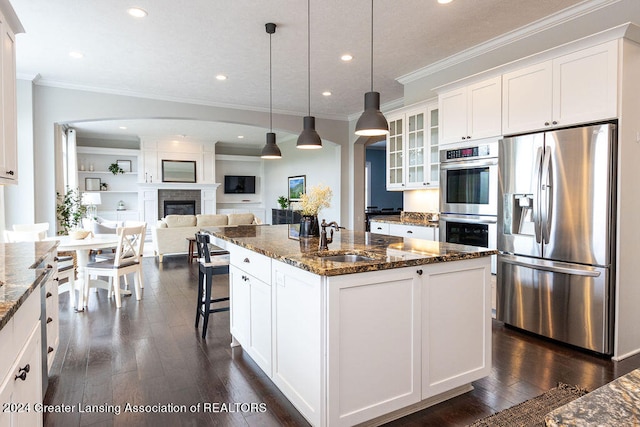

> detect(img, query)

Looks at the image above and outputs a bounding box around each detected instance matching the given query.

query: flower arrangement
[299,183,332,216]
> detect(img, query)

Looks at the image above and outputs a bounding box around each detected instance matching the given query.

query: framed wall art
[288,175,305,201]
[85,177,101,191]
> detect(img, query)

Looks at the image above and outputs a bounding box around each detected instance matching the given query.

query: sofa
[152,213,260,262]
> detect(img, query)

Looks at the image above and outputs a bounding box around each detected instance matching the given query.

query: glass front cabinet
[386,102,439,191]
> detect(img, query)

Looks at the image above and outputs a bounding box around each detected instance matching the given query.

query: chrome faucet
[319,219,341,251]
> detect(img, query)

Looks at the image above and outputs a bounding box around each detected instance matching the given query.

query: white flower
[300,184,332,216]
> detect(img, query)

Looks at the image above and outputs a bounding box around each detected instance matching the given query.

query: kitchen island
[204,224,495,426]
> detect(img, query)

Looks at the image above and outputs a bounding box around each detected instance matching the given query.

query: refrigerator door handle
[500,255,602,277]
[532,147,543,244]
[541,148,553,244]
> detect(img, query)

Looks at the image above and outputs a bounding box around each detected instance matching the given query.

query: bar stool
[194,232,230,339]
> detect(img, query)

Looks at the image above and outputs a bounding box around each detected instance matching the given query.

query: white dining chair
[83,224,146,308]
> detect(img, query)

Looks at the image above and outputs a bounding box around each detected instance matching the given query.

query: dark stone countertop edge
[207,228,496,277]
[0,241,59,331]
[369,217,439,227]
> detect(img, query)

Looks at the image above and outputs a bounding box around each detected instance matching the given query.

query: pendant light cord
[269,30,273,132]
[370,0,374,92]
[307,0,311,116]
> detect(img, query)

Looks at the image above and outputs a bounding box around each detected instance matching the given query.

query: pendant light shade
[261,132,281,158]
[355,0,388,136]
[297,0,322,149]
[261,22,282,159]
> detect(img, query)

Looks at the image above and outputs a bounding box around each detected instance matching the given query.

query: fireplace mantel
[138,182,221,190]
[138,183,220,226]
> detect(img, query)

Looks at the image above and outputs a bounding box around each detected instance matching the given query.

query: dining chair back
[83,224,146,309]
[194,232,230,339]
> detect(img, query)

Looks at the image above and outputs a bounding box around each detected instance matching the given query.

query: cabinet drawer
[389,224,435,240]
[369,221,390,235]
[229,244,272,284]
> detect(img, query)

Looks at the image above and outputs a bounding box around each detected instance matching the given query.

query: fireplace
[164,200,196,216]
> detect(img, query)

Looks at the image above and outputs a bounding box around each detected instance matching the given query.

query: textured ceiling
[10,0,624,143]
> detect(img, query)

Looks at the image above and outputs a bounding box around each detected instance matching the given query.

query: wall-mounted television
[224,175,256,194]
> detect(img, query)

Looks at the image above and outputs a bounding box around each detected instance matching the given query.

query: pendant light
[261,22,282,159]
[296,0,322,149]
[355,0,388,136]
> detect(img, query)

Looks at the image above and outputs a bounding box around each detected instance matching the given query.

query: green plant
[56,187,87,235]
[108,162,125,175]
[277,195,289,209]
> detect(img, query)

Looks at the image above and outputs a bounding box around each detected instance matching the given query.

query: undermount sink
[320,254,376,263]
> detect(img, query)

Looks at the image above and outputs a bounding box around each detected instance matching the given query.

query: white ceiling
[10,0,633,145]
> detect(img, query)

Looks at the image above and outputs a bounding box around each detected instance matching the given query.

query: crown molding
[397,0,621,85]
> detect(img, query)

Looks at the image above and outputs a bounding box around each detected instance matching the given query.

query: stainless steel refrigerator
[497,123,616,354]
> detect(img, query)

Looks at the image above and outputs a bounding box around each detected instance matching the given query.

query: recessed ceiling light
[341,54,353,62]
[322,91,332,97]
[69,51,84,59]
[237,135,244,139]
[216,74,227,81]
[438,0,453,4]
[127,7,148,18]
[119,126,127,130]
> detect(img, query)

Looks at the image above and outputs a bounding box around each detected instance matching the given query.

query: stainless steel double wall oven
[439,140,499,272]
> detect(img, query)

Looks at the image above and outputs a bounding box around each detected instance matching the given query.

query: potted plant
[299,184,332,237]
[108,162,125,175]
[277,195,289,209]
[56,187,87,235]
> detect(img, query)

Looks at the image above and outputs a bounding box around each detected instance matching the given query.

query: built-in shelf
[78,171,137,175]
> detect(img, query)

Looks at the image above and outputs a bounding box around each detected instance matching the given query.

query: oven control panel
[445,145,490,160]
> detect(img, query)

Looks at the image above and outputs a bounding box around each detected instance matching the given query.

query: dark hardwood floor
[44,256,640,427]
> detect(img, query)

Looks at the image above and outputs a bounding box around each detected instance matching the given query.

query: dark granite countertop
[545,368,640,426]
[203,224,495,276]
[0,241,59,331]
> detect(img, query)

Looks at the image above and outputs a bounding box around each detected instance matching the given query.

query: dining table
[50,233,123,311]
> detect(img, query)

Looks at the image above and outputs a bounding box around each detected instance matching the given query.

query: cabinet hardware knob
[552,120,558,125]
[6,170,14,175]
[416,269,423,276]
[467,136,471,139]
[54,277,60,282]
[19,364,30,374]
[54,256,60,262]
[46,292,52,298]
[15,371,27,381]
[47,264,53,269]
[544,122,550,126]
[48,346,54,354]
[407,230,413,234]
[47,317,53,324]
[243,258,250,263]
[461,136,466,140]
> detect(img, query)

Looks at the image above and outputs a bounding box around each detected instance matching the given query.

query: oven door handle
[440,215,497,225]
[440,158,498,169]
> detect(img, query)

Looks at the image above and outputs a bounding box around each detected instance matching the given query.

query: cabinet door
[552,40,618,127]
[229,265,250,347]
[386,115,405,190]
[467,76,502,140]
[502,61,553,135]
[427,106,440,186]
[0,21,17,182]
[404,108,427,188]
[389,223,434,240]
[421,258,491,399]
[11,324,43,427]
[369,221,390,235]
[439,87,467,144]
[248,274,271,375]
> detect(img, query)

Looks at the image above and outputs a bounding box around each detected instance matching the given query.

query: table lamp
[82,192,101,220]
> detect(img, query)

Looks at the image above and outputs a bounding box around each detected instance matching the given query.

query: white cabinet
[420,261,492,398]
[369,220,390,235]
[386,103,439,190]
[228,245,272,375]
[439,76,502,144]
[502,40,618,135]
[0,290,43,427]
[45,256,59,372]
[388,223,437,241]
[0,6,21,184]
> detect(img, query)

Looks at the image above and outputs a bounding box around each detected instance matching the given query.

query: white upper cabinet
[439,76,502,145]
[386,102,439,191]
[0,7,20,184]
[502,40,618,135]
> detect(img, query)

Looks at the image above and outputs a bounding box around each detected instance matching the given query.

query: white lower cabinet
[0,290,43,427]
[388,223,437,241]
[229,246,272,376]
